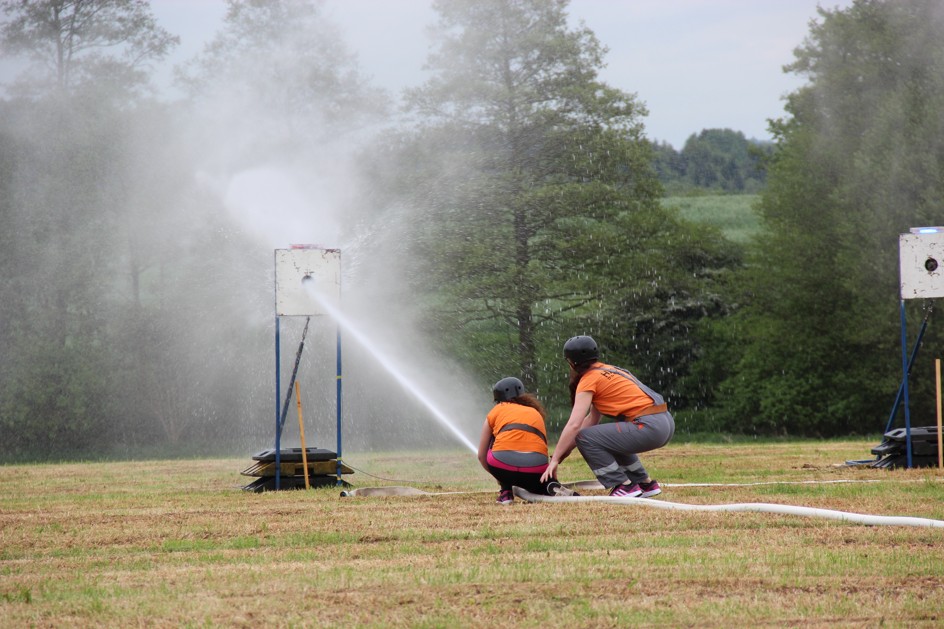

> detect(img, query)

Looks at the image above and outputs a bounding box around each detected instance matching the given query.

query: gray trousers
[574,412,675,488]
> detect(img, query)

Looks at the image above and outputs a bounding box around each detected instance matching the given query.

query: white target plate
[900,230,944,300]
[274,247,340,316]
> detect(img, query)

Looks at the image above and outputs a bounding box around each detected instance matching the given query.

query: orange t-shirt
[575,362,654,418]
[486,402,548,455]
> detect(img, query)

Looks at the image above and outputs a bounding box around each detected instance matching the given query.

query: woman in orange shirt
[541,335,675,497]
[477,377,564,504]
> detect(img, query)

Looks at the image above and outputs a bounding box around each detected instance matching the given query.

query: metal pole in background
[274,316,282,490]
[336,326,343,485]
[884,310,931,434]
[900,300,914,468]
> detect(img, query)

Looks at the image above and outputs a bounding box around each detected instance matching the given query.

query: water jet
[242,243,478,492]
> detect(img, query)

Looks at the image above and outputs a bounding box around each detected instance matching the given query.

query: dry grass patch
[2,439,944,627]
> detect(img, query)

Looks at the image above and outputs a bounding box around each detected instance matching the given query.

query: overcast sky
[148,0,855,148]
[2,1,855,149]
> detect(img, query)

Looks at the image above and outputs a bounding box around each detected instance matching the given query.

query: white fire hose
[512,487,944,528]
[339,480,944,528]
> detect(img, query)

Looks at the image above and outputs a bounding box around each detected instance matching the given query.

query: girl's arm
[541,390,595,482]
[477,420,493,472]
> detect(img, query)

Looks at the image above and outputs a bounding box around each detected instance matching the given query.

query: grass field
[2,439,944,627]
[663,194,762,244]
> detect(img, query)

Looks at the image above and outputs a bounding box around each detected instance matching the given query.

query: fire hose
[338,480,944,528]
[511,487,944,528]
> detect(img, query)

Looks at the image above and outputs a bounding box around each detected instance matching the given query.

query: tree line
[1,0,942,461]
[652,129,772,194]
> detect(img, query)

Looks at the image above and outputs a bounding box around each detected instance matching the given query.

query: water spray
[303,284,478,453]
[242,244,477,492]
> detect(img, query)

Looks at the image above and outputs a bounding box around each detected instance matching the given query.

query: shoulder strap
[590,365,665,406]
[497,422,547,443]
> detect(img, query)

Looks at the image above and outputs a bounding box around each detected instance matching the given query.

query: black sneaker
[546,481,580,497]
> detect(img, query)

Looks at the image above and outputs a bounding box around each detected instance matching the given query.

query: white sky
[6,0,856,148]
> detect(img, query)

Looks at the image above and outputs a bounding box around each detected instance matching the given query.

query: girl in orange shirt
[541,335,675,497]
[477,377,565,504]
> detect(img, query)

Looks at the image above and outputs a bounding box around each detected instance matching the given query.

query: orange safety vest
[487,402,548,455]
[577,363,668,420]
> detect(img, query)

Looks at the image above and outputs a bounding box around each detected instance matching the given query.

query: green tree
[0,94,140,458]
[0,0,181,459]
[177,0,386,166]
[650,130,771,194]
[366,0,739,418]
[398,0,656,392]
[681,129,768,192]
[709,0,944,436]
[649,139,688,193]
[169,0,396,451]
[0,0,177,97]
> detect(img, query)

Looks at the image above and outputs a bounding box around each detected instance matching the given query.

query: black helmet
[563,335,599,365]
[493,377,525,402]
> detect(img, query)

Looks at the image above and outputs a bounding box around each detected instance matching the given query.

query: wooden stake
[936,359,943,470]
[296,381,311,489]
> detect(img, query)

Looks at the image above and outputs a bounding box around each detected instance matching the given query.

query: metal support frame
[894,228,944,469]
[899,300,915,469]
[271,246,343,490]
[886,307,932,436]
[892,301,936,469]
[336,329,343,484]
[275,317,281,488]
[273,316,343,489]
[846,310,930,468]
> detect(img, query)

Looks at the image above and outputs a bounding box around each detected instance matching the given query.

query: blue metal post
[336,326,343,485]
[275,316,282,490]
[884,312,931,434]
[900,300,914,468]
